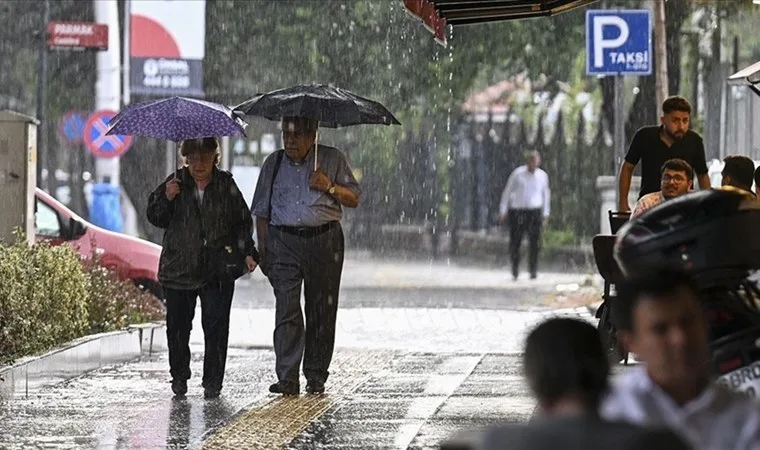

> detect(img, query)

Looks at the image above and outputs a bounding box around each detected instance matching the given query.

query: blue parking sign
[586,10,652,75]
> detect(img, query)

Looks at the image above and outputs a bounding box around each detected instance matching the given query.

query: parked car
[34,188,163,300]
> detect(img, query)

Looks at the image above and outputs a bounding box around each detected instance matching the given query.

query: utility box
[0,110,38,245]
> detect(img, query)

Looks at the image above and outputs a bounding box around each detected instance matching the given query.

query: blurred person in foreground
[251,117,360,396]
[721,155,756,195]
[442,318,689,450]
[498,150,550,281]
[618,96,710,212]
[147,137,259,399]
[631,159,693,218]
[601,273,760,450]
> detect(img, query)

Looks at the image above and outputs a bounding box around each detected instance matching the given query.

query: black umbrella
[233,84,401,169]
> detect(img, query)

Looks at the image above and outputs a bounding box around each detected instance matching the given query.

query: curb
[0,321,166,399]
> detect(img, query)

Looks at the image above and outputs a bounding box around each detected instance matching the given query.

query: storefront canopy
[728,60,760,98]
[402,0,599,46]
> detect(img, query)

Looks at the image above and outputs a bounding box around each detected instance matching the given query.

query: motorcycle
[613,187,760,399]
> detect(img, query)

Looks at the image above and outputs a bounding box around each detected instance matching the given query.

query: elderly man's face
[660,169,691,199]
[527,155,540,173]
[282,119,316,162]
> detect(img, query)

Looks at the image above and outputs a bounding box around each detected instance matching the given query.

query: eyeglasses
[282,129,312,137]
[186,153,215,164]
[662,174,687,183]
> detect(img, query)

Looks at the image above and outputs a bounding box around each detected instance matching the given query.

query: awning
[728,60,760,98]
[402,0,600,46]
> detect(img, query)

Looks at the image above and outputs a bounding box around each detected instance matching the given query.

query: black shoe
[269,380,299,395]
[171,379,188,397]
[204,386,221,399]
[530,273,537,279]
[306,379,325,394]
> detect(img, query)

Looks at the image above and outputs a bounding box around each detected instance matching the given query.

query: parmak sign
[46,22,108,51]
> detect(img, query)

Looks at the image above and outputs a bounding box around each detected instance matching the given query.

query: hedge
[0,237,164,365]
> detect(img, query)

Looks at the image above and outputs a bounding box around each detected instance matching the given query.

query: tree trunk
[654,0,669,115]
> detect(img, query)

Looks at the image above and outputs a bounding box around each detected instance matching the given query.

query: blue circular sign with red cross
[58,110,86,144]
[84,109,133,158]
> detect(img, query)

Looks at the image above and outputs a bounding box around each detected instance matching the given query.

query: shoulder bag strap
[267,150,285,224]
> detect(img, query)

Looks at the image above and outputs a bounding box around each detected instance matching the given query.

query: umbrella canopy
[233,84,401,128]
[106,96,248,142]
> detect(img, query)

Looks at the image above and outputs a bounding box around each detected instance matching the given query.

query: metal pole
[613,74,625,175]
[123,0,131,107]
[36,0,49,191]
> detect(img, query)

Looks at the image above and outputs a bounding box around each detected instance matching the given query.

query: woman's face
[185,151,215,181]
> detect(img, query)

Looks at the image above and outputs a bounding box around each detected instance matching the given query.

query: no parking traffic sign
[84,110,133,158]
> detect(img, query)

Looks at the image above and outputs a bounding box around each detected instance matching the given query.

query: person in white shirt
[498,151,551,280]
[600,272,760,450]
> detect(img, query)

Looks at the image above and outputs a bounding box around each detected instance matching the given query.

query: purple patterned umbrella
[105,96,248,142]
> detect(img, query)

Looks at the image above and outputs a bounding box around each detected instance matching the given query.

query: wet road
[0,253,609,449]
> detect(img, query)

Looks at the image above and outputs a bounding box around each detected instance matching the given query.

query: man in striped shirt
[631,159,693,218]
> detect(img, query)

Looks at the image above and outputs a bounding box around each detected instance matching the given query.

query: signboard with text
[586,10,651,75]
[47,22,108,51]
[130,0,206,96]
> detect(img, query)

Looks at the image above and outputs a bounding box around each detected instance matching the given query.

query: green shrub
[0,236,164,365]
[542,228,576,251]
[0,239,88,360]
[83,261,164,334]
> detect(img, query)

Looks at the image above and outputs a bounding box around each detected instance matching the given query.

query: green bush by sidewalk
[0,238,164,365]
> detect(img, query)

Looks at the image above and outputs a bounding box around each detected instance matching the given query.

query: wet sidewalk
[0,347,533,449]
[0,306,596,449]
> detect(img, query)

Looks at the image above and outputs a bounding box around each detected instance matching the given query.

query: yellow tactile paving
[202,350,395,450]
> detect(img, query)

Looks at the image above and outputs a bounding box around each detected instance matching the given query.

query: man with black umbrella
[251,116,360,395]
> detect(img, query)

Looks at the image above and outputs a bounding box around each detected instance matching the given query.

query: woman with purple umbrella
[147,137,259,399]
[110,97,258,399]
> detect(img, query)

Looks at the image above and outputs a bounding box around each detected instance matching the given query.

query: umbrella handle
[314,128,319,171]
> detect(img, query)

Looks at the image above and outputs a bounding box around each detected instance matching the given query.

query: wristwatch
[328,184,336,195]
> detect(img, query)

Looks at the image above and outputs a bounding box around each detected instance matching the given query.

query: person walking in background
[721,155,755,194]
[631,159,693,218]
[498,150,550,281]
[251,117,360,396]
[618,96,710,212]
[147,137,259,399]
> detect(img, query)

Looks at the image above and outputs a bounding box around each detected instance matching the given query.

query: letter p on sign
[593,16,629,68]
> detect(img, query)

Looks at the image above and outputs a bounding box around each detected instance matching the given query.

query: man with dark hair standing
[251,117,360,396]
[631,158,693,218]
[721,155,755,193]
[442,318,689,450]
[601,273,760,449]
[618,96,710,212]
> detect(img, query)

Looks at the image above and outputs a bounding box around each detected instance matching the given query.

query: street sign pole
[614,74,625,174]
[36,0,50,192]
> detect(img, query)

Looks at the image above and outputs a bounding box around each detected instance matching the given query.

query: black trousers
[266,222,344,384]
[164,282,235,389]
[508,209,543,277]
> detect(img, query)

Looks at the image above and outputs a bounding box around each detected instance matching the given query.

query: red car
[34,188,163,299]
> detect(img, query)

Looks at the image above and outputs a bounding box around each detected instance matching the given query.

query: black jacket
[147,167,259,290]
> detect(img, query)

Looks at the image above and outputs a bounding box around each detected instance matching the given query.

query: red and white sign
[47,22,108,51]
[84,110,133,159]
[130,0,206,96]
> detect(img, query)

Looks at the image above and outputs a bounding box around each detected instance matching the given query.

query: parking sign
[586,10,652,76]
